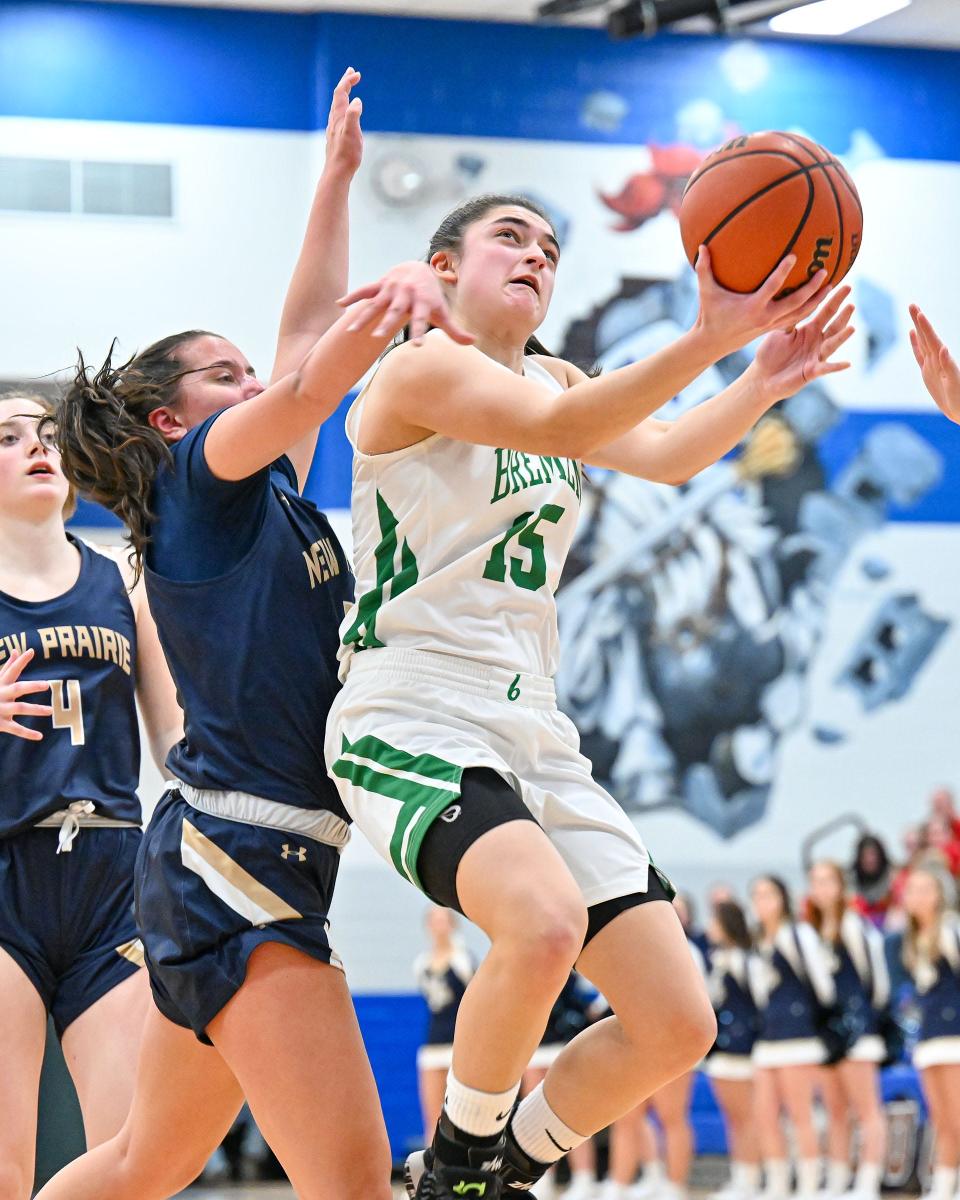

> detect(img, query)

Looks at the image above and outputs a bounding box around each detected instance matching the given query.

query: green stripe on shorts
[341,732,463,784]
[332,734,463,888]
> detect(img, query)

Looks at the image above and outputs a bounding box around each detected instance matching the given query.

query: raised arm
[364,249,832,460]
[272,67,365,486]
[204,263,473,482]
[909,305,960,424]
[590,286,854,482]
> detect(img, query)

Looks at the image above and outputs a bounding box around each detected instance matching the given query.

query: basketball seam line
[776,132,848,286]
[681,148,806,202]
[700,159,842,274]
[777,132,863,224]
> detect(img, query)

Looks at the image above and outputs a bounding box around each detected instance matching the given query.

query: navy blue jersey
[415,947,474,1046]
[0,537,140,837]
[145,412,353,816]
[709,948,760,1058]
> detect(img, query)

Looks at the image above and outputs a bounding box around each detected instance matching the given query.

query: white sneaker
[564,1174,598,1200]
[626,1180,661,1200]
[535,1171,558,1200]
[709,1188,756,1200]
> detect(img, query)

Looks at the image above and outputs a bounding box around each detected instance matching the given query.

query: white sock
[601,1183,627,1200]
[930,1167,957,1199]
[733,1162,762,1193]
[643,1160,667,1186]
[511,1082,588,1165]
[571,1168,596,1182]
[796,1158,821,1196]
[827,1161,851,1195]
[443,1070,520,1139]
[853,1162,882,1197]
[763,1160,791,1197]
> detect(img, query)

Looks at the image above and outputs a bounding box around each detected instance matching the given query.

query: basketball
[679,131,863,294]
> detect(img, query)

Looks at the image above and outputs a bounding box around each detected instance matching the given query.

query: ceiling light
[769,0,911,36]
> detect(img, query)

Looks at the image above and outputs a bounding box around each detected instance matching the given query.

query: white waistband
[174,782,351,852]
[34,801,140,854]
[346,647,557,709]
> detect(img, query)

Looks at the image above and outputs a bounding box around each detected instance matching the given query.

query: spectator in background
[704,901,761,1200]
[602,924,706,1200]
[524,973,602,1200]
[675,891,711,963]
[806,861,888,1200]
[849,835,894,928]
[900,866,960,1200]
[927,813,960,879]
[414,908,476,1145]
[749,876,835,1200]
[930,788,959,834]
[709,883,738,919]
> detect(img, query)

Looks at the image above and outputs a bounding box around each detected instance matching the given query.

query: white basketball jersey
[339,345,582,680]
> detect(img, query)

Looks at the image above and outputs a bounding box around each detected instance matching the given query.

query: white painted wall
[0,118,316,382]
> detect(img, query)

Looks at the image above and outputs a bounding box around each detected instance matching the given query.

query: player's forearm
[551,325,732,459]
[644,365,772,484]
[276,168,352,347]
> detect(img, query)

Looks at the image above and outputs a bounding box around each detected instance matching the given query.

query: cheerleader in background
[750,876,836,1200]
[414,908,476,1144]
[806,861,889,1200]
[704,900,762,1200]
[525,973,604,1200]
[901,866,960,1200]
[602,922,707,1200]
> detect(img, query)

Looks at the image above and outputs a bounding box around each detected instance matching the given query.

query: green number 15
[482,504,565,592]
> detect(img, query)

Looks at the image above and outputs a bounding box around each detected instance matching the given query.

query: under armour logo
[281,844,307,862]
[440,805,461,824]
[453,1183,487,1197]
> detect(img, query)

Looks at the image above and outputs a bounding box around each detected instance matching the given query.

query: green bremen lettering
[490,449,581,505]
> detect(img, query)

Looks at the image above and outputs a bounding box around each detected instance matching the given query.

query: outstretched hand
[694,244,834,357]
[0,649,51,741]
[909,305,960,425]
[750,285,855,402]
[338,261,475,346]
[324,67,363,179]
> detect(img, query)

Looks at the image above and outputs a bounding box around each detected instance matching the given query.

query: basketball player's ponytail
[56,331,213,578]
[401,193,562,359]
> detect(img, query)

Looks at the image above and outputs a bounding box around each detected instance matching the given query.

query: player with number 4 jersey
[0,393,182,1199]
[325,192,856,1200]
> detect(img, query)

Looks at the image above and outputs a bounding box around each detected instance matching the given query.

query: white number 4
[50,680,85,746]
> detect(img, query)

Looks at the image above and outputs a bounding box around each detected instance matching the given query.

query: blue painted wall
[2,3,960,158]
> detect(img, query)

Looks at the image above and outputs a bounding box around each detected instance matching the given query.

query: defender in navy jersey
[36,66,474,1200]
[0,394,181,1198]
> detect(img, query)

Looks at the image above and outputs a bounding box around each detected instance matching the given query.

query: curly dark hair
[56,331,217,577]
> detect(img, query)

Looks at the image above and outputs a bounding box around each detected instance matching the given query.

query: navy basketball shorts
[0,826,144,1038]
[136,789,343,1044]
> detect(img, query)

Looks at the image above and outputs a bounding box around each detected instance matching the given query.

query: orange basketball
[679,131,863,294]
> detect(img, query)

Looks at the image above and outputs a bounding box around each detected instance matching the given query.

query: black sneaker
[498,1124,548,1195]
[404,1147,504,1199]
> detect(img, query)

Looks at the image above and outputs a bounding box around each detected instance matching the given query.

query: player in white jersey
[326,193,855,1200]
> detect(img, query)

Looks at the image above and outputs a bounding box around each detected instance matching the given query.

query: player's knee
[110,1132,212,1200]
[513,896,588,979]
[665,988,717,1068]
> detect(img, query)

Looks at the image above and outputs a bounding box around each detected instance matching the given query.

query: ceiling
[82,0,960,48]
